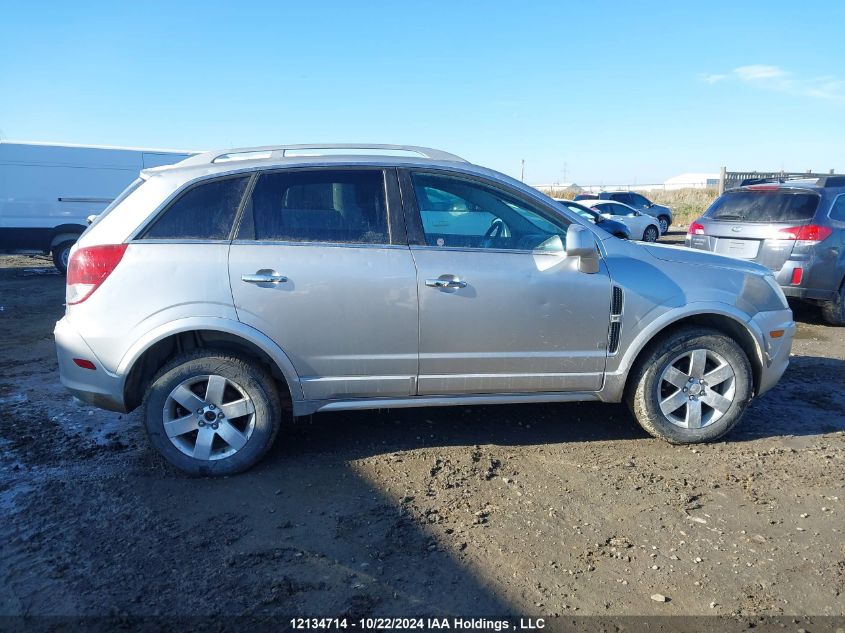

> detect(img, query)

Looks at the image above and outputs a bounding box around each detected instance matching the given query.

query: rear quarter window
[141,176,250,240]
[705,190,820,223]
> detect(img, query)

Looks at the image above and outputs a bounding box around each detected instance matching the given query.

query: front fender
[601,301,764,402]
[116,316,304,401]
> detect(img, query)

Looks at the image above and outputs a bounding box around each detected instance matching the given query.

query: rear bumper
[780,285,836,301]
[54,317,127,412]
[749,309,795,396]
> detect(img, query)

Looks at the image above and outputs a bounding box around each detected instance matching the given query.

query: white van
[0,141,194,272]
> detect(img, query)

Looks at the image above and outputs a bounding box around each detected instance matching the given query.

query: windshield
[705,190,820,223]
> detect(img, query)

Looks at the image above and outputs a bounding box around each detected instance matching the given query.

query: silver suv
[686,177,845,325]
[55,144,795,475]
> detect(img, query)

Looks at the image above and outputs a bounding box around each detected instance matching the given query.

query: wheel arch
[622,312,763,399]
[49,224,86,249]
[119,319,303,412]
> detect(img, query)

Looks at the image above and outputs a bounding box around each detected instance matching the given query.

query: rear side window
[704,190,820,223]
[829,195,845,221]
[238,169,388,244]
[142,176,249,240]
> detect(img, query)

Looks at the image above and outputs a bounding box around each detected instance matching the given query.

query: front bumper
[748,308,795,396]
[54,317,127,412]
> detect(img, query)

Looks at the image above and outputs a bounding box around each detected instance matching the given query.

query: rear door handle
[242,272,288,284]
[425,277,467,289]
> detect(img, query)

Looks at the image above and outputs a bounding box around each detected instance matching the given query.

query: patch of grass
[646,188,718,227]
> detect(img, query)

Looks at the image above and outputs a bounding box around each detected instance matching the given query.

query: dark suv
[686,176,845,325]
[575,191,673,234]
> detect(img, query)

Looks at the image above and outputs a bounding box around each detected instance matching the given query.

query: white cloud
[700,64,844,101]
[734,65,786,81]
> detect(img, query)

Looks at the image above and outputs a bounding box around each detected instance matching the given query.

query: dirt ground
[1,252,843,630]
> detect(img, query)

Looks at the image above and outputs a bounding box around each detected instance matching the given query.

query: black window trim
[827,192,845,224]
[397,167,573,253]
[231,165,405,247]
[132,172,255,243]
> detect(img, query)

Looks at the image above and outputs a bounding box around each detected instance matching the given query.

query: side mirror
[86,214,98,225]
[565,225,600,273]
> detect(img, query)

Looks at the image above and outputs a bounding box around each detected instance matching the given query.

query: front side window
[629,193,650,208]
[411,172,567,251]
[143,176,249,240]
[239,169,389,244]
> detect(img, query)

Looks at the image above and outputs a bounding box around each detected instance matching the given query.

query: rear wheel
[642,225,659,242]
[821,283,845,326]
[626,328,753,443]
[658,216,670,234]
[52,240,76,275]
[143,351,282,476]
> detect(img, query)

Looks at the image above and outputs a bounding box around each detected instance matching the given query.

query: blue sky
[1,0,843,184]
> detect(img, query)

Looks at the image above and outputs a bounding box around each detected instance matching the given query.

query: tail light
[791,268,803,285]
[688,220,705,235]
[66,244,128,304]
[777,225,833,242]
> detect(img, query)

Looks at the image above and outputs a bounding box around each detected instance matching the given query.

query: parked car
[555,199,631,239]
[0,141,193,273]
[576,191,673,234]
[55,144,795,475]
[686,176,845,325]
[577,199,661,242]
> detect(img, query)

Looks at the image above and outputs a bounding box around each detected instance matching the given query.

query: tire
[821,283,845,326]
[626,328,753,444]
[657,216,670,234]
[52,240,76,276]
[614,232,629,240]
[642,225,659,242]
[143,351,282,476]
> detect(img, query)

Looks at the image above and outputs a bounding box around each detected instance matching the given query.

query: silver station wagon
[55,144,795,475]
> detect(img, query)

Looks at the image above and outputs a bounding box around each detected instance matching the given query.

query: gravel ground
[0,253,843,629]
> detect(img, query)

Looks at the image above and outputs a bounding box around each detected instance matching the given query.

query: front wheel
[642,225,659,242]
[658,216,670,234]
[143,351,282,476]
[626,328,753,443]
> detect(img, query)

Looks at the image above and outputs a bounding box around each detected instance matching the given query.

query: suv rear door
[228,167,419,401]
[401,169,612,395]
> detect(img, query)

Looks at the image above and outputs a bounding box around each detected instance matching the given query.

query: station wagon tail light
[777,225,832,242]
[688,220,705,235]
[66,244,128,304]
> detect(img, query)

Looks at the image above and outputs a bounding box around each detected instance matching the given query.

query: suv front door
[401,169,612,395]
[229,167,418,401]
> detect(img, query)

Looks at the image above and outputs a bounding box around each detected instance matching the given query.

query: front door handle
[242,271,288,284]
[425,277,467,289]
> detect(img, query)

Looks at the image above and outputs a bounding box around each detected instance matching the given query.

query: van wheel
[821,284,845,326]
[52,240,76,275]
[626,328,752,443]
[143,351,282,476]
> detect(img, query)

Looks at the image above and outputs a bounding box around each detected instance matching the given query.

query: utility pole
[520,159,525,182]
[718,166,726,195]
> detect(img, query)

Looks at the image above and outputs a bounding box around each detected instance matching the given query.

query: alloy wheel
[162,374,256,460]
[657,349,736,429]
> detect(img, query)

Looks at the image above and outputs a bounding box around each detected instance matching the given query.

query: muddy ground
[0,251,843,630]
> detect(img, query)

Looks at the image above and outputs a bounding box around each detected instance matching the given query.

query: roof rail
[741,174,845,188]
[177,144,467,167]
